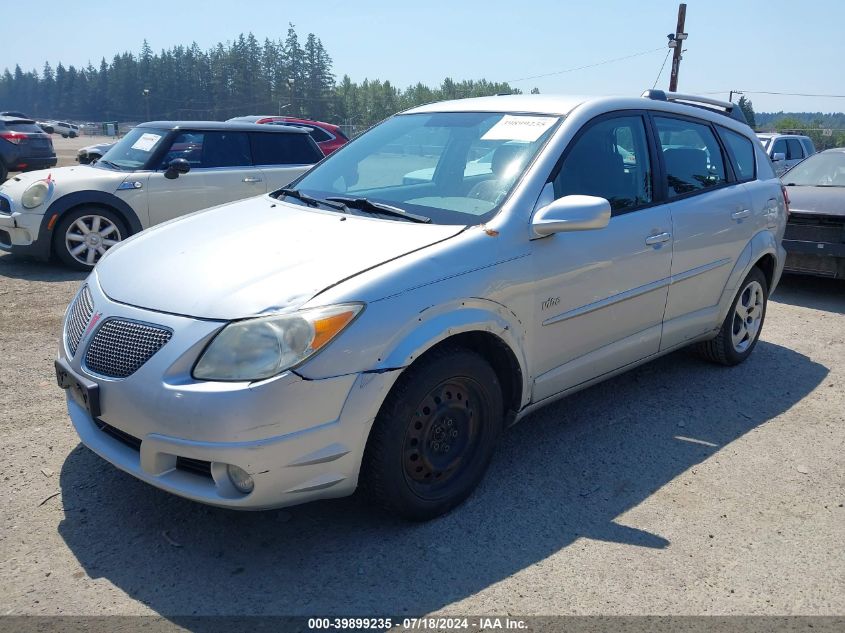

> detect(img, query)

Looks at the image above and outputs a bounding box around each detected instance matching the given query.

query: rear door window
[718,127,756,182]
[161,132,252,168]
[654,116,727,197]
[250,132,322,165]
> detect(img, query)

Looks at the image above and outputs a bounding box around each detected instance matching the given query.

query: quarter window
[553,115,653,213]
[719,127,756,181]
[250,132,323,165]
[655,117,727,197]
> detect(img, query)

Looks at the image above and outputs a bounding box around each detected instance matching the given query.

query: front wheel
[694,267,768,366]
[53,208,128,270]
[361,346,504,521]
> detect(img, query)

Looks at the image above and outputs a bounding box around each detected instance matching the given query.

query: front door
[530,113,673,402]
[146,131,262,226]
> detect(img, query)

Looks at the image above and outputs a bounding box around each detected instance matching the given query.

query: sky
[2,0,844,114]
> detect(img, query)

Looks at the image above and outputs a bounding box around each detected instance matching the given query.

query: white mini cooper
[0,121,323,269]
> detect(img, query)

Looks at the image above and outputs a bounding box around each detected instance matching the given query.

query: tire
[360,346,504,521]
[694,266,768,366]
[53,207,128,270]
[0,163,7,183]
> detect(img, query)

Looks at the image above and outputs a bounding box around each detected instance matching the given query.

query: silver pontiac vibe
[56,92,787,520]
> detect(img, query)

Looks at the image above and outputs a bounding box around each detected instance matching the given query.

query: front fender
[298,298,531,408]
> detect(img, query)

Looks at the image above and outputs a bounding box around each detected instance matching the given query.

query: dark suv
[0,116,57,182]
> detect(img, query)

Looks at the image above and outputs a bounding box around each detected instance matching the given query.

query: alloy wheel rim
[731,280,764,353]
[65,215,122,266]
[402,378,483,497]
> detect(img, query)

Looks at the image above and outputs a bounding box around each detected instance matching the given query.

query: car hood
[786,186,845,217]
[96,196,465,320]
[0,164,126,207]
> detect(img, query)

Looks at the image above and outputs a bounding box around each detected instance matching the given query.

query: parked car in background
[757,133,815,175]
[0,115,57,182]
[55,91,785,520]
[77,141,115,164]
[781,148,845,278]
[50,121,80,138]
[0,120,322,268]
[37,121,55,134]
[228,115,349,155]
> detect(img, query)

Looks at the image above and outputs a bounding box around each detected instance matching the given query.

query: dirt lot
[0,253,843,618]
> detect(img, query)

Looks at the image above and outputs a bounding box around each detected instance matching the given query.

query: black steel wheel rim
[402,377,486,498]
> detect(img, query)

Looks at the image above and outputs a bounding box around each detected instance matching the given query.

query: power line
[506,47,665,84]
[652,50,672,90]
[698,89,845,99]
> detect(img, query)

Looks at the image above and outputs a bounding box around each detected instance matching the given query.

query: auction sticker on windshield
[482,115,558,142]
[131,133,162,151]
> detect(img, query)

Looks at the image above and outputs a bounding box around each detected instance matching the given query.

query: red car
[227,116,348,155]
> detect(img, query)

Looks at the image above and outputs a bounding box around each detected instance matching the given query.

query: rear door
[655,115,754,349]
[251,131,323,191]
[147,131,262,225]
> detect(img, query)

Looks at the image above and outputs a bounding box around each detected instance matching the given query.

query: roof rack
[641,89,748,125]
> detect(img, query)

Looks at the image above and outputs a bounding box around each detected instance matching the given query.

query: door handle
[645,232,671,246]
[242,177,263,183]
[731,209,751,220]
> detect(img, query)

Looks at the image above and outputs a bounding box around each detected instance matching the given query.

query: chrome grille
[65,285,94,356]
[84,319,172,378]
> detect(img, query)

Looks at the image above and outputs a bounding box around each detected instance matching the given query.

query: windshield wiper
[325,196,431,223]
[277,188,347,211]
[97,159,122,170]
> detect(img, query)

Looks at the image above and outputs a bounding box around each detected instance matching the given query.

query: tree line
[0,26,526,131]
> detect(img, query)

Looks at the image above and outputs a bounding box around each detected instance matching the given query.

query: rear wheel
[0,163,7,183]
[694,267,768,366]
[53,208,127,270]
[361,346,503,521]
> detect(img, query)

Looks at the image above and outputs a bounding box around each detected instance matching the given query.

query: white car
[50,121,80,138]
[756,133,816,175]
[0,121,323,268]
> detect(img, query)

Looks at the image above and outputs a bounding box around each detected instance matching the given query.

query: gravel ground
[0,252,842,618]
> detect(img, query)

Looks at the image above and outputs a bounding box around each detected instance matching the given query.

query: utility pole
[668,3,687,92]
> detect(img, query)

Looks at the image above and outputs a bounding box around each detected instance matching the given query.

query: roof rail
[641,89,748,125]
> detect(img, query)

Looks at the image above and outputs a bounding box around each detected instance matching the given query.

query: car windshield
[286,112,561,225]
[96,127,169,171]
[783,152,845,186]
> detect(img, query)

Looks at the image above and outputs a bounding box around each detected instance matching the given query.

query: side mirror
[531,194,611,238]
[164,158,191,179]
[772,152,786,162]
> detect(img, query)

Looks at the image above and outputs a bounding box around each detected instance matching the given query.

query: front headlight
[21,180,52,209]
[193,303,363,381]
